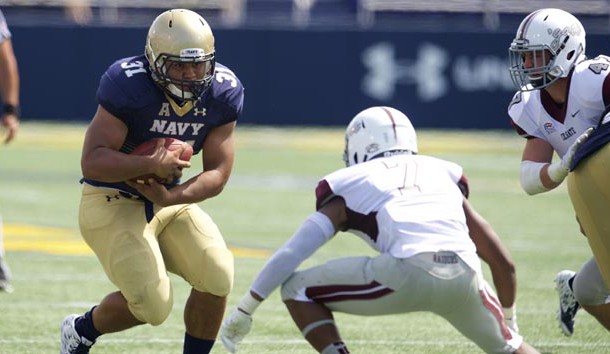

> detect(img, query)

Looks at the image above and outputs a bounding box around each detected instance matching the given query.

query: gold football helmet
[145,9,216,101]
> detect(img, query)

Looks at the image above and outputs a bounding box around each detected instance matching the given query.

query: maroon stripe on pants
[479,288,512,340]
[306,281,394,303]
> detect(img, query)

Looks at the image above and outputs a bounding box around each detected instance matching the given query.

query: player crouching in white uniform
[220,106,539,354]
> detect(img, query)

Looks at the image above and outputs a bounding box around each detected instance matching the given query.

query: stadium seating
[358,0,610,29]
[3,0,610,32]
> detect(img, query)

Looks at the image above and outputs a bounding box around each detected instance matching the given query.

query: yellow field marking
[3,224,270,258]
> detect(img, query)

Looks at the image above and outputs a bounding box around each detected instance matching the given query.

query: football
[130,137,193,184]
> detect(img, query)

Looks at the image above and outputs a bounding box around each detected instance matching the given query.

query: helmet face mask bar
[509,43,561,91]
[152,48,215,101]
[508,8,586,91]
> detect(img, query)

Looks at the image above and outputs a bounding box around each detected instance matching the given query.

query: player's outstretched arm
[463,198,518,331]
[220,199,344,352]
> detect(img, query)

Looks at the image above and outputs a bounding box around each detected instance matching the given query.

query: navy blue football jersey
[83,54,244,195]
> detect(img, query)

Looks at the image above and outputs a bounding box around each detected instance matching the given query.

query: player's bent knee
[573,278,607,306]
[129,276,173,326]
[195,247,234,296]
[573,260,610,306]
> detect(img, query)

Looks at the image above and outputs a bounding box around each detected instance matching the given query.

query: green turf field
[0,122,607,353]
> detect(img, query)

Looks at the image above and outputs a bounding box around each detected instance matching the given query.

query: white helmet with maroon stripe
[343,106,418,167]
[509,8,585,91]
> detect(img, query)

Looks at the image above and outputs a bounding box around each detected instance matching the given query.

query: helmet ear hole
[566,50,575,61]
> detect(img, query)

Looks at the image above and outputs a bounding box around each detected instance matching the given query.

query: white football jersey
[316,154,480,270]
[509,55,610,157]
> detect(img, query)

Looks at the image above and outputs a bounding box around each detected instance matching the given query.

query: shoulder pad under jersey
[97,55,159,119]
[207,62,245,115]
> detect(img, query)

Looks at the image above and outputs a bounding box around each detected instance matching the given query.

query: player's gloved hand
[548,127,594,183]
[220,308,253,353]
[220,291,262,353]
[561,127,594,171]
[502,305,519,333]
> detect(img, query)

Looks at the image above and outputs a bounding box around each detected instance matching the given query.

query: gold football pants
[78,184,234,324]
[568,143,610,289]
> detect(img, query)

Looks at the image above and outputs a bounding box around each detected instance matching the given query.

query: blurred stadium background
[4,0,610,128]
[2,1,610,353]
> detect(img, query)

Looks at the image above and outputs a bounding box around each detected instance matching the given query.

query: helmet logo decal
[366,143,379,154]
[180,48,206,59]
[346,119,364,139]
[548,24,582,53]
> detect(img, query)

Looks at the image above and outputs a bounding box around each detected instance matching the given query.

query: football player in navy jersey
[60,9,243,354]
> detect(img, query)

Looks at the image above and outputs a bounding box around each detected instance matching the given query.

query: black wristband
[3,104,20,117]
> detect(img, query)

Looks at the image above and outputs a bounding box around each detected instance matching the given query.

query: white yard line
[0,337,607,348]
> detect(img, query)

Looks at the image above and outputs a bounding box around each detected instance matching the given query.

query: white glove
[220,308,253,353]
[502,305,519,333]
[220,292,262,353]
[548,127,594,183]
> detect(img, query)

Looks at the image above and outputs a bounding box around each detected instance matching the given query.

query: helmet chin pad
[167,83,195,100]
